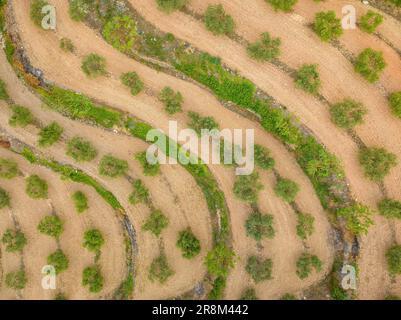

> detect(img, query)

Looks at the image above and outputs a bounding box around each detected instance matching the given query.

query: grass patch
[359,147,397,182]
[205,243,235,278]
[329,99,367,129]
[81,53,107,78]
[240,288,258,300]
[156,0,188,13]
[296,253,322,279]
[66,137,98,162]
[72,191,89,213]
[295,64,321,95]
[176,228,201,259]
[354,48,386,83]
[0,187,10,208]
[386,245,401,275]
[149,251,174,284]
[5,269,26,289]
[313,11,343,42]
[121,72,144,96]
[9,105,34,128]
[266,0,297,12]
[0,78,9,100]
[37,215,63,238]
[188,111,219,136]
[274,177,299,203]
[60,38,75,53]
[159,87,183,115]
[0,158,18,179]
[99,154,128,178]
[26,174,48,199]
[245,256,273,283]
[378,198,401,220]
[142,209,169,237]
[82,265,103,293]
[204,4,235,36]
[245,210,275,241]
[129,179,149,205]
[359,10,383,34]
[389,91,401,119]
[47,249,69,274]
[296,212,315,240]
[233,172,263,204]
[38,122,63,147]
[247,32,281,62]
[2,229,27,253]
[83,229,104,253]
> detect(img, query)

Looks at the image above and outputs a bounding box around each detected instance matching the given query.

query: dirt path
[8,0,336,298]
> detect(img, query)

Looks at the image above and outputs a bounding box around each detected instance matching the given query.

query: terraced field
[0,0,401,300]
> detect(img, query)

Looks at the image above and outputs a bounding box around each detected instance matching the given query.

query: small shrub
[83,229,104,253]
[296,212,315,240]
[295,64,321,95]
[47,249,69,274]
[129,179,150,205]
[359,147,397,181]
[69,0,91,21]
[30,0,49,27]
[240,288,258,300]
[354,48,386,83]
[378,199,401,220]
[142,210,169,237]
[329,99,367,129]
[0,78,9,100]
[0,158,18,179]
[38,122,63,147]
[274,178,299,203]
[81,54,107,78]
[233,172,263,203]
[359,10,383,34]
[121,72,144,96]
[156,0,188,13]
[205,243,235,277]
[66,137,98,162]
[296,253,322,279]
[389,91,401,118]
[82,265,103,293]
[188,111,219,136]
[5,270,26,289]
[336,203,374,235]
[103,15,137,53]
[159,87,183,115]
[176,229,201,259]
[254,145,275,170]
[9,105,34,127]
[245,256,273,283]
[135,151,160,176]
[2,229,27,253]
[37,215,63,238]
[266,0,297,12]
[99,155,128,178]
[245,211,275,241]
[0,187,10,208]
[60,38,75,52]
[149,252,174,284]
[386,245,401,275]
[313,11,343,42]
[26,175,48,199]
[72,191,88,213]
[204,4,235,36]
[247,32,281,62]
